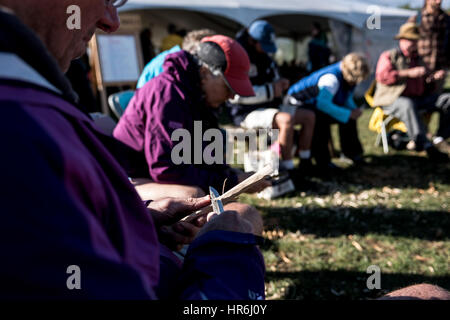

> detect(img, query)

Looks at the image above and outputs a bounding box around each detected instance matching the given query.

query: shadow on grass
[301,154,450,195]
[265,269,450,300]
[260,206,449,240]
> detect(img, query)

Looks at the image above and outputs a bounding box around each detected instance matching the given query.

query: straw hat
[394,22,420,40]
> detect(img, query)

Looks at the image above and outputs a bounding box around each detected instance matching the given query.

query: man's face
[201,68,235,108]
[399,39,418,57]
[31,0,120,72]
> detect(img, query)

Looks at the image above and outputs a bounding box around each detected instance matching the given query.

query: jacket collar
[0,8,78,104]
[0,52,62,94]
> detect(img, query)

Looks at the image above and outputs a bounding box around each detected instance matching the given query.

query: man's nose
[97,6,120,33]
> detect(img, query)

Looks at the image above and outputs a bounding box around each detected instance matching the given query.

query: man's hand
[349,107,362,120]
[432,70,446,81]
[407,66,426,78]
[196,211,254,239]
[148,196,211,250]
[148,196,210,226]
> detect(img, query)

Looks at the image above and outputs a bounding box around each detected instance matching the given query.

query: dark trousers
[383,93,450,147]
[311,110,363,166]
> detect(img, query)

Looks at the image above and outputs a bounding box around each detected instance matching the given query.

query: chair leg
[381,122,389,154]
[375,133,381,147]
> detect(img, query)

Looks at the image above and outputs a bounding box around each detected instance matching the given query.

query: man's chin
[73,44,88,60]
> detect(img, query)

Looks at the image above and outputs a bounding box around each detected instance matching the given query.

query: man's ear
[199,66,212,82]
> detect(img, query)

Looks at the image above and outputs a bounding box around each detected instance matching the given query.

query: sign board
[96,34,142,84]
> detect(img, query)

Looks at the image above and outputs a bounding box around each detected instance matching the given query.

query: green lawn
[237,109,450,300]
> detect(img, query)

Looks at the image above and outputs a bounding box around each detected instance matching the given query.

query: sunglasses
[104,0,128,8]
[218,72,236,97]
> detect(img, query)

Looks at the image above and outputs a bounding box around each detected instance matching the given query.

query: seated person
[114,35,269,200]
[228,20,316,179]
[0,1,265,300]
[373,22,449,162]
[137,28,215,89]
[286,53,370,175]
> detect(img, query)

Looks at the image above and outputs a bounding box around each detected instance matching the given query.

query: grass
[236,108,450,300]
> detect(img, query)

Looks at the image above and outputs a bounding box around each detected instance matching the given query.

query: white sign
[97,34,141,83]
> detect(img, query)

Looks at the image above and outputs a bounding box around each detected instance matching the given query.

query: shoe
[257,170,295,199]
[315,162,343,179]
[352,155,367,166]
[426,146,449,163]
[434,138,450,154]
[287,168,318,191]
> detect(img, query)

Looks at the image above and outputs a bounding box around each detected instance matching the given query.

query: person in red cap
[114,35,269,199]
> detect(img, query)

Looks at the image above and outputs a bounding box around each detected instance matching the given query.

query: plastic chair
[108,90,135,119]
[365,81,407,154]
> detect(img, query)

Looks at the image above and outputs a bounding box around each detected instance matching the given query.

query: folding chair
[365,81,407,154]
[108,90,135,119]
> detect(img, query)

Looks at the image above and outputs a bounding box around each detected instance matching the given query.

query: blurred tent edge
[114,0,415,98]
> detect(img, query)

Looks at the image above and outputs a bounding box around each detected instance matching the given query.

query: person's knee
[274,112,293,129]
[399,98,416,113]
[296,109,316,126]
[223,202,263,236]
[381,283,450,300]
[180,186,206,198]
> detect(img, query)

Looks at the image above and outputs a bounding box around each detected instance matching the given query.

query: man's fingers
[161,226,194,246]
[173,221,201,238]
[169,195,211,220]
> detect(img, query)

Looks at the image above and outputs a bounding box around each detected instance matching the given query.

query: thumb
[171,195,211,220]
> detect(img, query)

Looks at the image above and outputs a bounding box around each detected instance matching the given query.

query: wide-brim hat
[394,22,420,40]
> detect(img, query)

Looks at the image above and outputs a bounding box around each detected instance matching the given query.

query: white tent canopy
[118,0,416,95]
[119,0,413,30]
[119,0,415,61]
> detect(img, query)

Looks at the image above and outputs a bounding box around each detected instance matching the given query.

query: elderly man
[0,0,265,300]
[373,22,449,162]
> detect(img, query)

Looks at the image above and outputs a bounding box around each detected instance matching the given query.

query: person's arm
[376,51,400,85]
[315,74,352,123]
[144,91,238,192]
[0,103,156,299]
[344,92,358,110]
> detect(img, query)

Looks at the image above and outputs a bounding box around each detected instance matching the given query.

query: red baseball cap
[197,35,255,97]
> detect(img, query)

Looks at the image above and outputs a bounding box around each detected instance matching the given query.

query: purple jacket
[113,51,238,192]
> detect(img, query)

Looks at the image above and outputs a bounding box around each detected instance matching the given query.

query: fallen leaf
[373,244,384,252]
[279,251,292,264]
[414,255,428,262]
[351,240,363,252]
